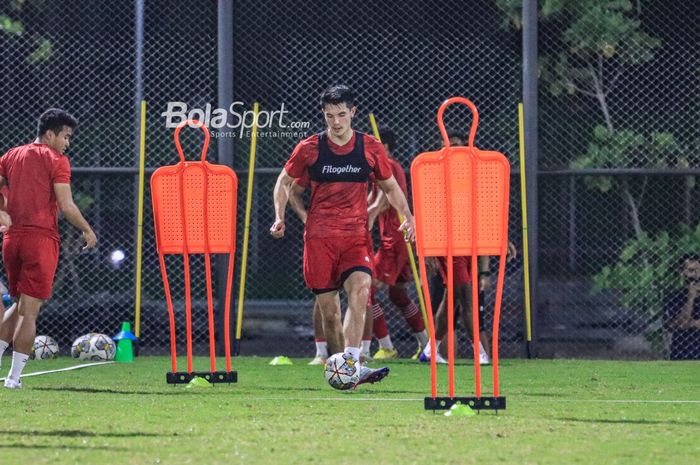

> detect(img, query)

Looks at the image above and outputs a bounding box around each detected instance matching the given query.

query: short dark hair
[320,85,355,109]
[446,129,467,145]
[37,108,77,137]
[378,126,396,152]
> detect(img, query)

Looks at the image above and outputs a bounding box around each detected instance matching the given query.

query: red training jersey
[377,157,408,248]
[285,131,393,239]
[0,143,71,241]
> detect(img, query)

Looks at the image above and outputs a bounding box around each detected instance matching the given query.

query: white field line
[223,396,700,404]
[536,399,700,404]
[0,361,114,381]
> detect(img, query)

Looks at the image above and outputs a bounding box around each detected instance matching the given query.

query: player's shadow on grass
[32,386,186,396]
[261,386,424,395]
[0,443,128,451]
[556,417,700,426]
[0,429,164,438]
[517,392,566,398]
[259,385,326,393]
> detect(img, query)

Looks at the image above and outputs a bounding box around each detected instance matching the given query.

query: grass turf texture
[0,357,698,465]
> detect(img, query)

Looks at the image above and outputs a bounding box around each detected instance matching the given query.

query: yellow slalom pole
[518,103,533,357]
[368,113,430,330]
[235,102,260,352]
[134,100,147,340]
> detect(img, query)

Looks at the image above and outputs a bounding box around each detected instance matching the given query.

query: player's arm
[674,283,700,329]
[0,176,10,231]
[367,189,390,230]
[54,183,97,249]
[377,176,415,242]
[0,209,9,232]
[270,169,295,238]
[288,182,307,224]
[368,189,390,217]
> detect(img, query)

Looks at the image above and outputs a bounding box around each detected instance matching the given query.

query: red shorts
[373,242,411,286]
[437,256,472,286]
[303,235,373,293]
[2,233,60,300]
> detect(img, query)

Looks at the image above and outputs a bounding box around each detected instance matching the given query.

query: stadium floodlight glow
[110,249,126,267]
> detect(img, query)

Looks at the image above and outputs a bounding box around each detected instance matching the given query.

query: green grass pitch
[0,357,698,464]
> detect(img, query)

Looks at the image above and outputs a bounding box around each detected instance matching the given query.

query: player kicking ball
[270,85,415,388]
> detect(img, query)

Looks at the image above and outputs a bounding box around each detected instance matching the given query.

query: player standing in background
[420,255,490,364]
[270,85,415,387]
[0,109,97,389]
[367,126,428,359]
[420,129,516,365]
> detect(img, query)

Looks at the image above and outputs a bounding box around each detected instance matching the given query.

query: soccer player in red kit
[367,126,428,359]
[288,175,375,365]
[288,172,386,365]
[270,85,415,387]
[0,109,97,389]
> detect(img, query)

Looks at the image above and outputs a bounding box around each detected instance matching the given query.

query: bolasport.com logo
[161,101,312,138]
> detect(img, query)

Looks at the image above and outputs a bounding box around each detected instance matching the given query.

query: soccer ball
[31,335,59,360]
[87,333,116,361]
[324,352,360,390]
[71,333,94,360]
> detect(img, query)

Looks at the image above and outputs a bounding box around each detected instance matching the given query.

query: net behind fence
[0,0,697,360]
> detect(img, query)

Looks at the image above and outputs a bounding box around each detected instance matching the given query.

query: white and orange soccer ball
[31,335,59,360]
[324,352,360,390]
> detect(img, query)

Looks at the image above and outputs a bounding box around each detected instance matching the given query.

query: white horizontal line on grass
[497,398,700,404]
[0,361,114,382]
[237,397,700,404]
[232,396,455,402]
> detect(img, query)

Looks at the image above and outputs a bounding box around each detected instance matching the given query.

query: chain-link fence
[229,0,523,359]
[531,0,700,359]
[0,0,697,360]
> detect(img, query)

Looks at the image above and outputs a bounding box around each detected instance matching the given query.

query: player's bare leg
[316,291,344,356]
[309,299,329,365]
[388,282,428,358]
[370,281,397,359]
[313,300,324,339]
[457,285,473,337]
[455,287,490,364]
[420,287,461,364]
[442,284,471,360]
[13,295,42,353]
[0,302,18,369]
[343,271,389,386]
[5,294,43,388]
[342,271,371,351]
[361,302,373,362]
[479,329,491,363]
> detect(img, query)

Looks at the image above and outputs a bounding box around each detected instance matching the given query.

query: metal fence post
[522,0,539,357]
[216,0,234,356]
[133,0,145,341]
